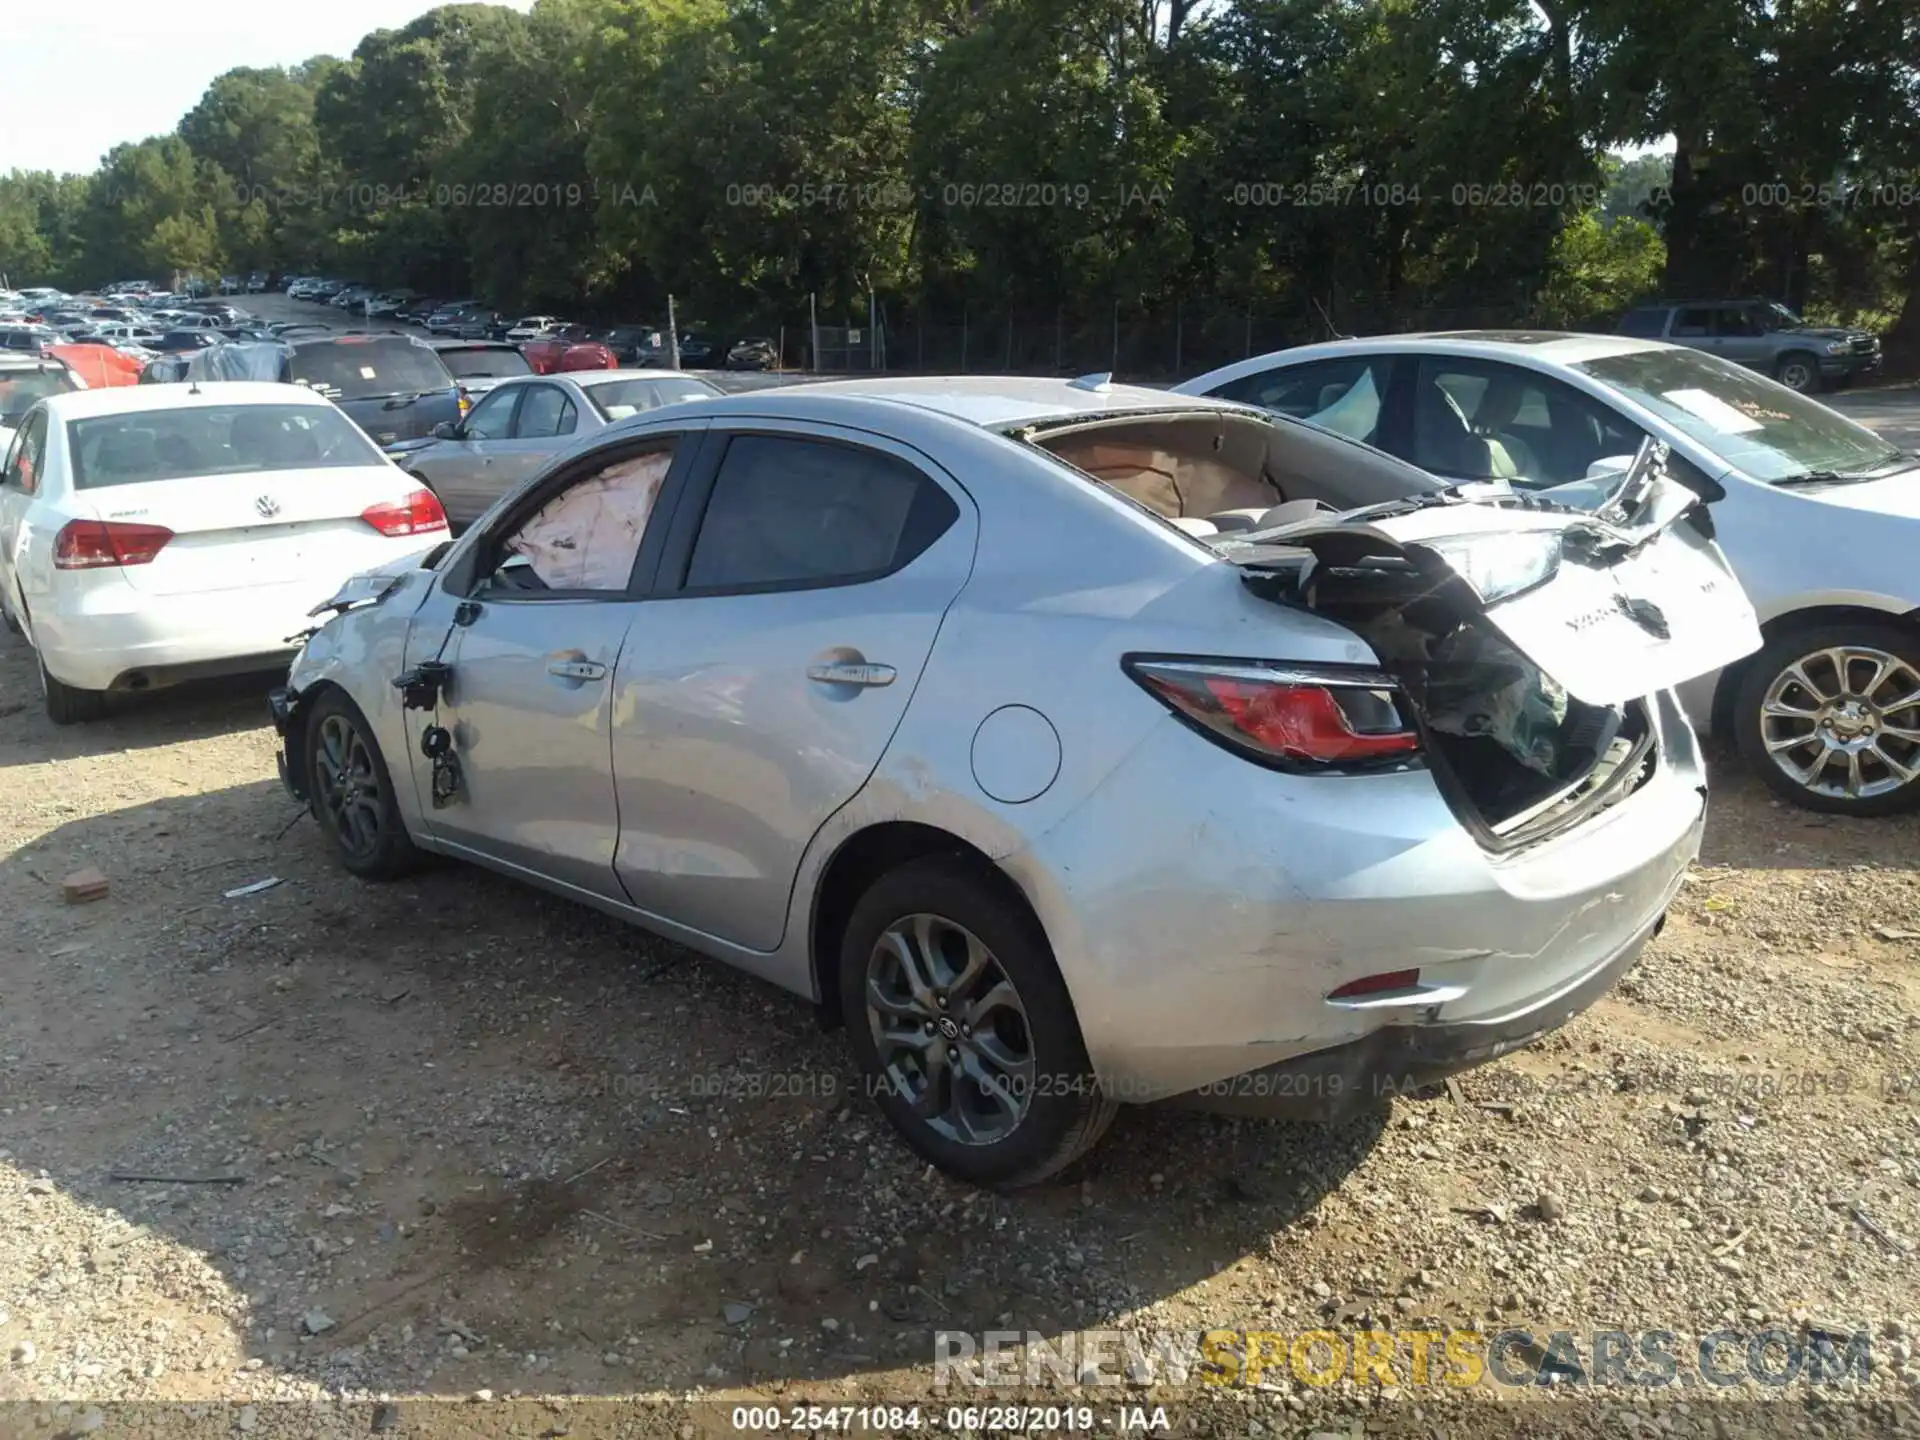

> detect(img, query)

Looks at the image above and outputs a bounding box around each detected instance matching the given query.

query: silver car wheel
[865,913,1034,1146]
[1777,358,1816,392]
[1758,645,1920,801]
[314,712,387,862]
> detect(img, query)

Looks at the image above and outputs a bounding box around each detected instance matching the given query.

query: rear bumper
[1160,910,1659,1118]
[1005,690,1708,1105]
[36,581,317,692]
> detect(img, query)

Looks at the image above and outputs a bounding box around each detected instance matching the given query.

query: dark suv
[1617,299,1881,394]
[184,336,461,445]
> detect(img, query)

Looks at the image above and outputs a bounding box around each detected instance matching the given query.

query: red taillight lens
[53,519,174,569]
[361,488,448,537]
[1126,657,1419,769]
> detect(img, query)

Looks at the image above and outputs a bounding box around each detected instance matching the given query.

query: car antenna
[1312,296,1352,341]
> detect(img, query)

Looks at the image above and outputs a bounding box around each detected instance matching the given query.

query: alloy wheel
[314,712,386,862]
[1757,645,1920,801]
[1778,359,1816,392]
[865,913,1035,1145]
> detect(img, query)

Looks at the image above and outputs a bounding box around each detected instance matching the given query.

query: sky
[0,0,536,178]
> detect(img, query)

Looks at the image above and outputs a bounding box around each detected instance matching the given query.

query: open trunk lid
[1225,443,1761,707]
[1224,442,1759,844]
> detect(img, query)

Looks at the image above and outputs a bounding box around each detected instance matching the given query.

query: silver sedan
[387,369,721,526]
[270,377,1757,1186]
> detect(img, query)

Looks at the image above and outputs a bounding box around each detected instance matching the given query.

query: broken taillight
[53,519,174,569]
[1125,656,1420,770]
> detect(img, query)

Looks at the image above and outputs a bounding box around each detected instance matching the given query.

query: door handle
[807,661,896,688]
[548,658,608,682]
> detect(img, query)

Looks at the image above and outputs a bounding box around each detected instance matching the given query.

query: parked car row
[2,296,1911,1186]
[273,278,782,369]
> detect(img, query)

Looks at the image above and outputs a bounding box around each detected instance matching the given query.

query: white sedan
[0,382,449,723]
[1179,334,1920,815]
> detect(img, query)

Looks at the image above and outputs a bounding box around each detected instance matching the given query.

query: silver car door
[609,422,978,952]
[414,384,521,527]
[492,382,580,492]
[404,429,701,899]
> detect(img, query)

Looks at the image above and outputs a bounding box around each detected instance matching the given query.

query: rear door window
[3,410,49,494]
[512,385,578,439]
[1670,308,1713,338]
[681,435,958,593]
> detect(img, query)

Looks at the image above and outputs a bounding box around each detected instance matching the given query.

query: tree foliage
[4,0,1916,353]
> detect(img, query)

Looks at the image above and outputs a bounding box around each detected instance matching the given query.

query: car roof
[428,338,516,350]
[42,381,335,419]
[1180,331,1672,387]
[648,374,1245,429]
[567,367,712,388]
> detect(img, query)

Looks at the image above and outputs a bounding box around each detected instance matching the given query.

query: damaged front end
[1226,445,1760,846]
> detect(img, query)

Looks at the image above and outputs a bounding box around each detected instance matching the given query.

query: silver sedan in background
[271,377,1758,1186]
[386,369,722,526]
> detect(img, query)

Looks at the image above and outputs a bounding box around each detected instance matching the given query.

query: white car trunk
[86,466,410,596]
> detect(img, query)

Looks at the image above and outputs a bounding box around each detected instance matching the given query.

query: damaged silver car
[269,377,1759,1187]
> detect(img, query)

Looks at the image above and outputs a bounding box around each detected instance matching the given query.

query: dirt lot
[2,628,1916,1439]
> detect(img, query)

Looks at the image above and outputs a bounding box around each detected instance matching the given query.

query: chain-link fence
[775,298,1543,380]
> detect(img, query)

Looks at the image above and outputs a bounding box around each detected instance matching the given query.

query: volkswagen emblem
[254,495,281,519]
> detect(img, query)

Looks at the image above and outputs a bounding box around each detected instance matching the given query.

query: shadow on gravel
[0,776,1386,1400]
[0,628,275,762]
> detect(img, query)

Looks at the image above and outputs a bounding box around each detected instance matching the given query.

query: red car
[558,342,618,371]
[519,338,567,374]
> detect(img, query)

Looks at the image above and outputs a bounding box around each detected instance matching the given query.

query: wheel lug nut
[935,994,947,1009]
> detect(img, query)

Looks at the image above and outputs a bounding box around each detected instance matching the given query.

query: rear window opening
[1026,410,1445,534]
[1241,543,1655,845]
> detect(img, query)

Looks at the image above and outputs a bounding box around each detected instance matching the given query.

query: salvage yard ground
[0,376,1918,1439]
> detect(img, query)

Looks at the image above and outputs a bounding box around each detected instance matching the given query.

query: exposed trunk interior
[1240,541,1655,847]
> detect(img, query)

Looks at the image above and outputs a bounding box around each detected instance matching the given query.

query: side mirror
[431,421,458,440]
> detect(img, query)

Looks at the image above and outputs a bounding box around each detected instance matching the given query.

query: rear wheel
[1775,351,1822,394]
[839,858,1116,1188]
[1734,623,1920,815]
[38,654,108,725]
[302,690,421,878]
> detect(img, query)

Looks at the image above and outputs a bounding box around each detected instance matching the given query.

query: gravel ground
[1,313,1917,1436]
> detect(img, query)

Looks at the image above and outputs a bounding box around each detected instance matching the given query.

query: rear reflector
[53,519,174,569]
[1327,969,1422,1001]
[1125,657,1420,769]
[361,488,449,537]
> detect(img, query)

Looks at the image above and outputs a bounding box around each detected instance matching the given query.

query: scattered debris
[223,876,284,899]
[302,1309,336,1335]
[722,1301,754,1325]
[61,867,110,904]
[108,1172,247,1186]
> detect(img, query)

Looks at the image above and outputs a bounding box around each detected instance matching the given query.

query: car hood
[1773,468,1920,519]
[1784,325,1873,342]
[1223,466,1761,706]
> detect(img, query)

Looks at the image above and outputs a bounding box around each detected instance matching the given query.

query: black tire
[38,653,108,724]
[839,857,1116,1188]
[302,689,422,878]
[1733,621,1920,816]
[1775,351,1822,394]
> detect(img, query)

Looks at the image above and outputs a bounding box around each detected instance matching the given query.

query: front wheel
[1775,351,1822,394]
[1733,624,1920,815]
[839,858,1116,1188]
[302,690,422,877]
